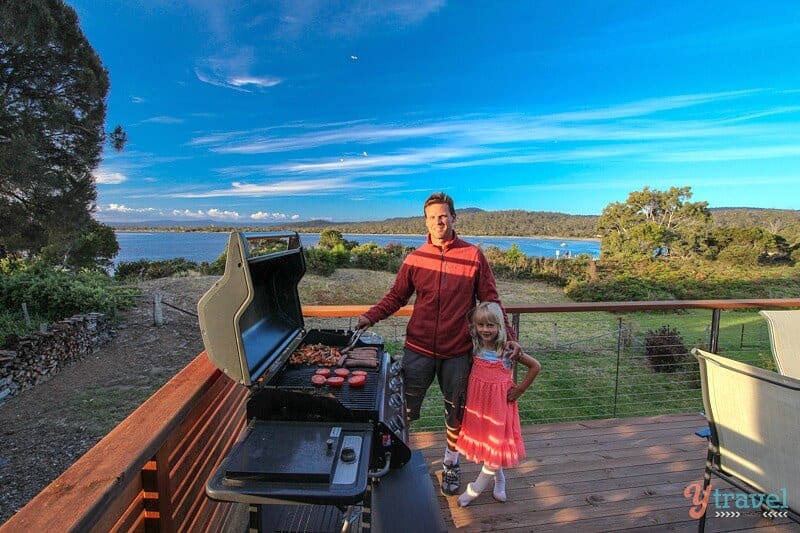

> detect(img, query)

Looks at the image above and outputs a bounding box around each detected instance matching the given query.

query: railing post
[613,316,622,418]
[709,308,721,353]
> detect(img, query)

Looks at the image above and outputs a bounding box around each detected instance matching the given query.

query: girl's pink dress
[456,351,525,470]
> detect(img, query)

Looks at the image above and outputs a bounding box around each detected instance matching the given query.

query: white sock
[444,447,459,466]
[458,465,494,507]
[493,468,507,502]
[458,483,479,507]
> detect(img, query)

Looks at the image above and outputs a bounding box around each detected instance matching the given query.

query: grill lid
[198,231,305,386]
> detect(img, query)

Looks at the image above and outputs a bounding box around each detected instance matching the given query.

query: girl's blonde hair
[470,301,507,353]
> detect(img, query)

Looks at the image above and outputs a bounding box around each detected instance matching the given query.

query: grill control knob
[389,393,403,409]
[389,376,402,392]
[341,447,356,463]
[393,414,405,431]
[390,361,402,375]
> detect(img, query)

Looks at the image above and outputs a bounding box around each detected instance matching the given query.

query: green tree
[596,186,711,260]
[707,226,789,265]
[319,228,346,249]
[0,0,125,263]
[63,219,119,270]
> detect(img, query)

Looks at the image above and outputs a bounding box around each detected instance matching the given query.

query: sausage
[348,348,378,355]
[344,355,377,364]
[344,359,378,368]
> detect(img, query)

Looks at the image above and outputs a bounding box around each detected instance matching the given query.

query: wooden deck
[408,414,796,532]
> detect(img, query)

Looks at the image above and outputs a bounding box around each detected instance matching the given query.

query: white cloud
[195,67,282,93]
[250,211,291,220]
[94,171,127,184]
[276,0,445,38]
[172,209,207,218]
[652,143,800,163]
[98,203,158,214]
[171,177,352,198]
[228,76,282,88]
[131,96,146,104]
[141,116,185,124]
[207,209,241,219]
[195,47,282,93]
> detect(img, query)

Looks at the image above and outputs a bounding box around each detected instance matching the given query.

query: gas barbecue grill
[197,232,442,532]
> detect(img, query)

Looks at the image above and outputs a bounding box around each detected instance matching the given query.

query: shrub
[0,310,36,348]
[0,256,31,275]
[114,258,199,281]
[350,243,404,272]
[0,265,119,322]
[198,252,227,276]
[304,248,337,276]
[716,244,761,266]
[645,325,689,373]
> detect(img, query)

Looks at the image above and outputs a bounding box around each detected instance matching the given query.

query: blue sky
[69,1,800,224]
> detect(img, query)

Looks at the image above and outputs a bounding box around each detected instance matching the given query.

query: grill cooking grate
[274,364,380,411]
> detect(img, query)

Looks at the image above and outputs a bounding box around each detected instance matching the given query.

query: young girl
[456,301,541,506]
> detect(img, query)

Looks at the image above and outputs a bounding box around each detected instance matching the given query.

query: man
[357,192,518,496]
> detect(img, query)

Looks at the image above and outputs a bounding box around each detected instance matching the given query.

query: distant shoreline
[113,228,601,242]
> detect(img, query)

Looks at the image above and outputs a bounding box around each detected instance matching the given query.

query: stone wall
[0,313,114,403]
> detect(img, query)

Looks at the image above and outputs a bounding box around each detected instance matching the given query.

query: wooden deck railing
[3,298,799,532]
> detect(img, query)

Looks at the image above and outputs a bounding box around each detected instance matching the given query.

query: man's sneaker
[441,461,461,496]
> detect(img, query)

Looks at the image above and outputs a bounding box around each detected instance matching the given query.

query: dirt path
[0,275,218,525]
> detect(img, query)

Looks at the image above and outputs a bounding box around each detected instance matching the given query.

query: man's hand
[356,315,372,330]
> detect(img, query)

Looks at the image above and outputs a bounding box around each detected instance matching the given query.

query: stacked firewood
[0,313,114,404]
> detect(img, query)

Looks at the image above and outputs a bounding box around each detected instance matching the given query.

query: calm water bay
[114,231,600,266]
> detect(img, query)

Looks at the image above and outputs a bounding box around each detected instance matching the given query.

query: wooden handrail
[5,298,800,531]
[302,299,800,317]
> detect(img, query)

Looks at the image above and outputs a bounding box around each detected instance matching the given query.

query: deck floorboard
[408,414,793,532]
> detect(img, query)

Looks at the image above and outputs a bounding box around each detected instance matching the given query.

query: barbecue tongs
[341,326,367,354]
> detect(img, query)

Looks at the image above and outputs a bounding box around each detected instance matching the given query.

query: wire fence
[303,309,776,432]
[142,291,777,433]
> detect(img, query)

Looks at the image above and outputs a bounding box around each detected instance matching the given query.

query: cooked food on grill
[348,374,367,388]
[351,370,367,377]
[315,368,331,377]
[344,359,378,368]
[326,376,345,387]
[311,374,327,386]
[288,343,342,366]
[337,346,380,367]
[334,368,350,377]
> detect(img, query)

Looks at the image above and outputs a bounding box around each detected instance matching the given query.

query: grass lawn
[298,268,776,432]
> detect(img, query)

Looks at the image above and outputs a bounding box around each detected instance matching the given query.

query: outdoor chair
[759,310,800,378]
[691,348,800,532]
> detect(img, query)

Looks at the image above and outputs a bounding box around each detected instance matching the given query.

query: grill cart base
[248,451,445,533]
